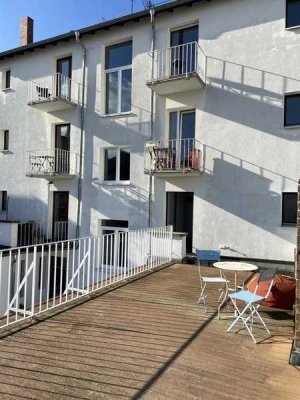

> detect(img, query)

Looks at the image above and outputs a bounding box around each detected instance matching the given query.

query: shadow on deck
[0,264,298,400]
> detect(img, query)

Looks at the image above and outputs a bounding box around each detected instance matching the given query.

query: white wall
[0,0,298,261]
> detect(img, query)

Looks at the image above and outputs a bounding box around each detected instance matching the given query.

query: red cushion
[247,273,296,310]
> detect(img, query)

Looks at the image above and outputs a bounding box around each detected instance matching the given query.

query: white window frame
[101,146,130,184]
[104,43,132,116]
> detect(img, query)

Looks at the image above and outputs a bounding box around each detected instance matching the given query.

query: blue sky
[0,0,168,52]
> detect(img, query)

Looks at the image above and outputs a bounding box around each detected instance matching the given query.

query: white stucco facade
[0,0,298,261]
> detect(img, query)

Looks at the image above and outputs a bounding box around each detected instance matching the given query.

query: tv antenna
[142,0,155,9]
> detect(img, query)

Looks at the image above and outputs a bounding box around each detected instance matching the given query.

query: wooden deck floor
[0,263,298,400]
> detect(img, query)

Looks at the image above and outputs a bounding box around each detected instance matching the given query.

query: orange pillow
[247,273,296,310]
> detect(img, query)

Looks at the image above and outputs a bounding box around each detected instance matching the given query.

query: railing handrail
[150,40,199,55]
[26,148,77,155]
[29,72,81,87]
[146,137,204,148]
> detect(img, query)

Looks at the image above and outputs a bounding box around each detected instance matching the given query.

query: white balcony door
[169,110,195,169]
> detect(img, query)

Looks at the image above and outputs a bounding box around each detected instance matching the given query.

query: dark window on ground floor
[282,192,297,225]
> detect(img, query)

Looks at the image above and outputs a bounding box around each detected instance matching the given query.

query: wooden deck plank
[0,263,298,400]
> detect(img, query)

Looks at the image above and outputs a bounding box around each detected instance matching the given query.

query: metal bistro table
[213,261,258,316]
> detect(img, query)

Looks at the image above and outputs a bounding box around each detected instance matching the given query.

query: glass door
[55,124,70,174]
[56,57,72,99]
[52,191,69,241]
[169,110,195,169]
[170,25,198,76]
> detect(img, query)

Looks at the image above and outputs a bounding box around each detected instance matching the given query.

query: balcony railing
[147,41,206,95]
[0,226,173,331]
[145,138,204,176]
[28,73,81,111]
[26,148,79,178]
[17,221,75,247]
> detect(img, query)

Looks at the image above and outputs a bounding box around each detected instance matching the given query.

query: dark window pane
[1,191,7,211]
[3,130,9,150]
[120,149,130,181]
[286,0,300,28]
[102,220,128,228]
[171,25,198,46]
[104,149,117,181]
[282,193,297,224]
[169,112,178,142]
[121,69,132,112]
[285,95,300,126]
[106,71,118,114]
[181,111,195,140]
[5,70,11,89]
[105,41,132,69]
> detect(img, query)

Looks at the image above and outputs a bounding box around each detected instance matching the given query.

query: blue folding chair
[196,250,229,318]
[226,269,276,343]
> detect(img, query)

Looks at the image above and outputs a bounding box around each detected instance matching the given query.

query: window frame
[104,40,132,116]
[286,0,300,29]
[0,191,7,212]
[282,192,297,226]
[101,146,131,184]
[284,93,300,127]
[5,70,11,90]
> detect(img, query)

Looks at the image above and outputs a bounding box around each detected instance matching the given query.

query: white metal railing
[17,221,75,247]
[26,148,79,176]
[145,138,204,174]
[149,41,206,83]
[0,226,173,331]
[28,73,81,105]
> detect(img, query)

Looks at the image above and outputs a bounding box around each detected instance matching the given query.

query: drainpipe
[74,31,86,239]
[148,7,155,228]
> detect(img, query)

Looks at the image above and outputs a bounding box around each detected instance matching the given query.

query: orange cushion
[247,273,296,310]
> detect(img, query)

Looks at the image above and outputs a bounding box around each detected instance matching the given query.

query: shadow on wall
[204,56,300,140]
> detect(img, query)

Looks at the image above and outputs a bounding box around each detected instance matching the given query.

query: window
[105,41,132,115]
[286,0,300,28]
[103,147,130,182]
[284,94,300,126]
[4,70,11,89]
[0,191,7,211]
[0,130,9,151]
[101,220,129,234]
[282,193,297,225]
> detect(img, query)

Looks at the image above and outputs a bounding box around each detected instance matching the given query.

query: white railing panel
[26,148,79,176]
[28,73,81,105]
[150,41,206,83]
[0,226,173,331]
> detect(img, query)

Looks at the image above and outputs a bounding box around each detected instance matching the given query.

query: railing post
[31,246,37,317]
[87,237,91,293]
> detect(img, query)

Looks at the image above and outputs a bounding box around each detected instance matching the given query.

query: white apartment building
[0,0,299,262]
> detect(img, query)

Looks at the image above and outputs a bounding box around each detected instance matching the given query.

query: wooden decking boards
[0,263,298,399]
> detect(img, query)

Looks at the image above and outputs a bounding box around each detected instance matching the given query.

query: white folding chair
[196,250,229,319]
[226,269,275,343]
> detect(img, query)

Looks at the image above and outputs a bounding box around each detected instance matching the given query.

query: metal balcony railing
[26,148,79,177]
[0,226,173,331]
[145,138,204,175]
[17,221,74,247]
[149,41,206,83]
[28,73,81,106]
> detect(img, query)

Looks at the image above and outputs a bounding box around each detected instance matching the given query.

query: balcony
[28,73,81,112]
[147,41,206,96]
[144,138,204,177]
[26,148,79,179]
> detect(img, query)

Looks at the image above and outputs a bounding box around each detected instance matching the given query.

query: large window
[282,193,297,225]
[105,41,132,115]
[284,94,300,127]
[0,191,7,211]
[286,0,300,28]
[103,147,130,182]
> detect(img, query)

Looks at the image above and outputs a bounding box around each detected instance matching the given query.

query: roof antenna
[143,0,154,9]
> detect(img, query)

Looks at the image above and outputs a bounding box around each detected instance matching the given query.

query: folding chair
[226,269,276,343]
[196,250,229,319]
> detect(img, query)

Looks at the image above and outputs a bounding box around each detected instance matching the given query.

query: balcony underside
[26,172,75,180]
[144,168,202,178]
[28,97,77,112]
[147,72,205,96]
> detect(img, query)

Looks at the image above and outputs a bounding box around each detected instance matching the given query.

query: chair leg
[217,282,228,319]
[198,282,207,313]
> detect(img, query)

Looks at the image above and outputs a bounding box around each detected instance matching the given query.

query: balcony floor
[0,264,298,399]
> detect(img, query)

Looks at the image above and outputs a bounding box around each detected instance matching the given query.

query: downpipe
[148,7,155,228]
[75,31,87,239]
